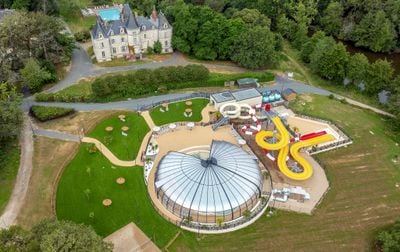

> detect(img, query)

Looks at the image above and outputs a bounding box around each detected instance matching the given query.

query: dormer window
[163,23,168,29]
[99,33,103,39]
[142,25,146,31]
[120,27,124,34]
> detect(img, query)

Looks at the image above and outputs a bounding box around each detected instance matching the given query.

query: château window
[112,47,117,54]
[111,39,115,44]
[165,41,168,46]
[101,42,104,48]
[144,34,147,39]
[101,51,105,58]
[121,37,125,43]
[121,46,126,52]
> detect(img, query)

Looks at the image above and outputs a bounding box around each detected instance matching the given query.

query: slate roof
[237,78,258,87]
[91,4,171,38]
[231,88,262,101]
[211,92,235,103]
[282,88,296,96]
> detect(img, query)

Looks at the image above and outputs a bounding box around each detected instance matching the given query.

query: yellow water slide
[255,117,290,150]
[255,116,335,180]
[277,134,335,180]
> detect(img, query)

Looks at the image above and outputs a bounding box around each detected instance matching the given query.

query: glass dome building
[155,141,263,223]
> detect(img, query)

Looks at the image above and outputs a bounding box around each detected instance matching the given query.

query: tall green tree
[300,31,326,63]
[365,59,394,95]
[346,53,370,85]
[0,83,22,143]
[320,1,343,36]
[20,58,52,92]
[355,10,397,52]
[231,26,278,69]
[310,37,349,81]
[232,8,270,28]
[0,220,112,251]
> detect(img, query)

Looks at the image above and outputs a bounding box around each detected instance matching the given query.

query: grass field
[169,95,400,251]
[56,146,179,247]
[150,98,209,126]
[17,138,79,227]
[0,140,20,213]
[87,112,149,161]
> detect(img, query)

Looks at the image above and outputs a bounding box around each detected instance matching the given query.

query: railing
[180,194,270,231]
[138,92,210,111]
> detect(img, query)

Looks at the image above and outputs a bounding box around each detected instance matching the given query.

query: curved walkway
[0,115,33,228]
[81,137,136,167]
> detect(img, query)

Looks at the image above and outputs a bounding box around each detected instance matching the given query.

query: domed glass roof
[155,141,262,217]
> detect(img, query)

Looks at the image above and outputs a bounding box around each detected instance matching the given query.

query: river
[341,40,400,75]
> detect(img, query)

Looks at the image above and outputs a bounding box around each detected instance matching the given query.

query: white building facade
[91,4,172,62]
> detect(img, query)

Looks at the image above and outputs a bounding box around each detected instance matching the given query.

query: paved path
[0,115,33,229]
[81,137,136,167]
[33,128,81,142]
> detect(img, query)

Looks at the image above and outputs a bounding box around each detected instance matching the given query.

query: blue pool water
[99,8,120,21]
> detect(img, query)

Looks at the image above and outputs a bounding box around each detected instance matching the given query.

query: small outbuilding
[237,78,259,88]
[282,88,297,101]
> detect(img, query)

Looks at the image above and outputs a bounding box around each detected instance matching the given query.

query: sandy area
[104,223,160,252]
[271,152,329,214]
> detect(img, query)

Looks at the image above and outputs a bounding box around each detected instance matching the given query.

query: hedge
[91,64,210,98]
[30,105,75,122]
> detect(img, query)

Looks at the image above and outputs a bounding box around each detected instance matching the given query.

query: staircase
[212,116,230,131]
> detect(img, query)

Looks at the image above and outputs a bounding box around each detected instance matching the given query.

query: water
[98,8,120,21]
[341,40,400,75]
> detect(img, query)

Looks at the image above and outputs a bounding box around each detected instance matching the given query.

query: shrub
[153,41,162,54]
[30,105,75,122]
[74,31,91,42]
[376,221,400,251]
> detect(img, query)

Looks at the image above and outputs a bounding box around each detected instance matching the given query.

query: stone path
[0,115,33,228]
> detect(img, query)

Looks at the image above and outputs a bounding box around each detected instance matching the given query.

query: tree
[0,83,23,143]
[346,53,369,85]
[320,1,343,36]
[232,8,270,28]
[0,220,112,251]
[153,41,162,54]
[376,220,400,251]
[365,59,394,95]
[0,11,74,85]
[231,26,279,69]
[355,10,397,52]
[20,58,52,92]
[310,37,349,81]
[300,31,326,63]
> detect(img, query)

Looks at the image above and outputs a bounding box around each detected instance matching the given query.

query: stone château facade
[90,4,172,62]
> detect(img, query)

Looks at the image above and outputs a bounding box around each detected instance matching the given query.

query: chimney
[151,5,158,21]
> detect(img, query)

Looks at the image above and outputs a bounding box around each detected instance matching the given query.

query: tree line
[161,0,281,69]
[0,11,74,93]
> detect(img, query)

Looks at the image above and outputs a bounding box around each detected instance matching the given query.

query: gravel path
[0,115,33,229]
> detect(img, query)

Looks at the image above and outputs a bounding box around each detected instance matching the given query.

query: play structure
[255,115,334,181]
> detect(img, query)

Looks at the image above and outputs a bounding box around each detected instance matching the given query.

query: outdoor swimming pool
[98,8,120,21]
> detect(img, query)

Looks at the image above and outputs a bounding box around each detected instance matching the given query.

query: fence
[137,92,210,111]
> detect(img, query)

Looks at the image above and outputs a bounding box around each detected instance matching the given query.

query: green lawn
[169,95,400,251]
[56,146,179,247]
[87,112,149,161]
[149,98,209,126]
[0,140,20,213]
